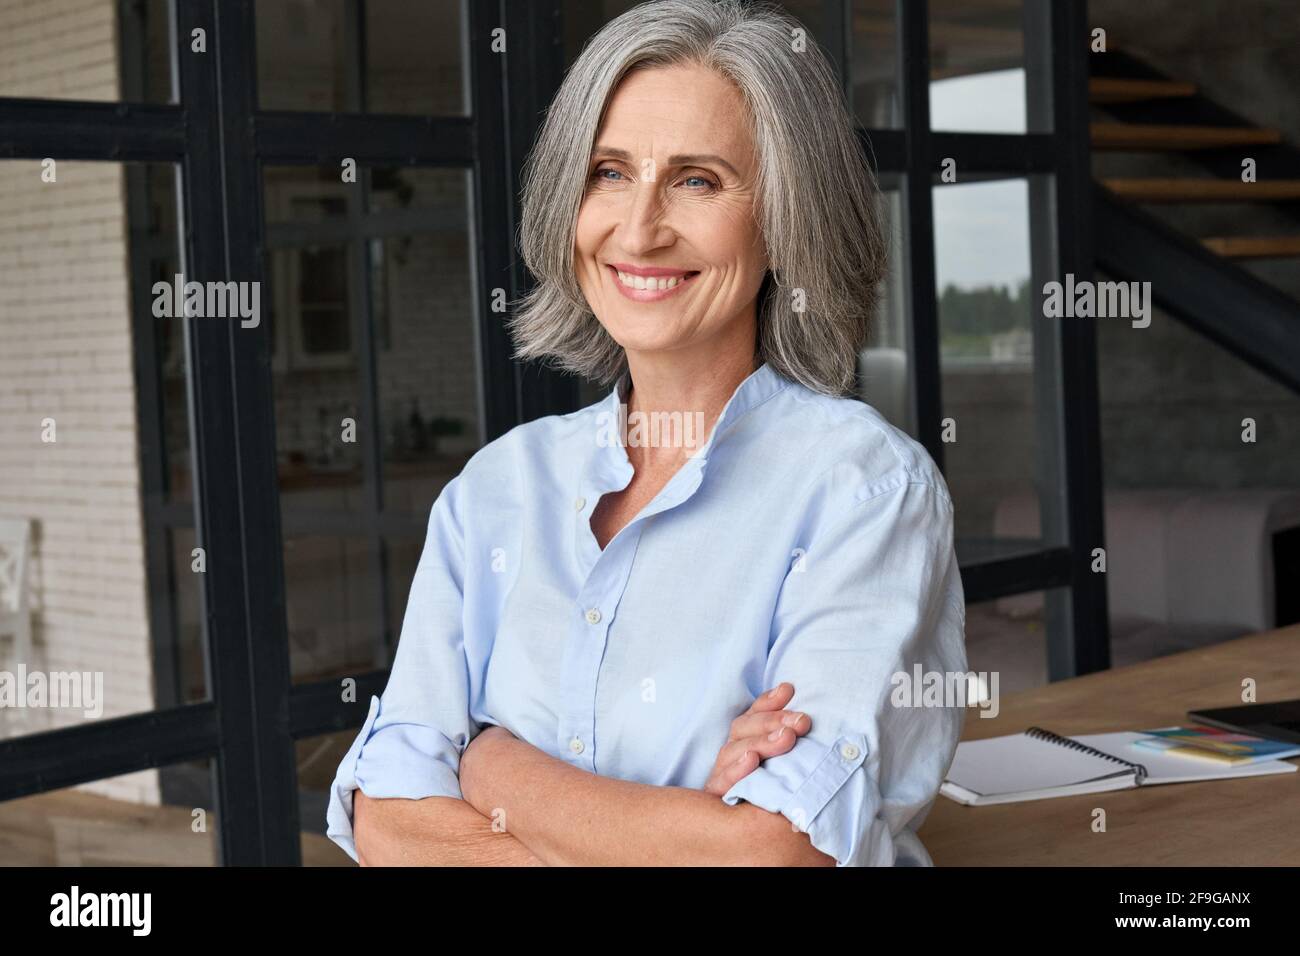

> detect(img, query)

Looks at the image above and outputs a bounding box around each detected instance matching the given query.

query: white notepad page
[945,733,1132,797]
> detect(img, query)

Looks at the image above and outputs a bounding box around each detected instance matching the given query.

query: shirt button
[574,496,586,511]
[585,607,602,625]
[840,743,861,761]
[569,736,585,754]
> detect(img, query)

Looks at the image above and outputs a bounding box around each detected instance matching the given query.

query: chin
[597,318,685,354]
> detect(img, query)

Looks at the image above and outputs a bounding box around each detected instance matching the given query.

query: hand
[703,682,810,796]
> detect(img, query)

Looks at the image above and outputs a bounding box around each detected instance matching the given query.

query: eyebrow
[591,145,741,179]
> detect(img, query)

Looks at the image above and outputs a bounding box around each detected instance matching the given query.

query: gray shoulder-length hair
[508,0,887,397]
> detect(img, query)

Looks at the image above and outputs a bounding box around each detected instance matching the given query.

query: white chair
[991,489,1300,652]
[0,517,33,668]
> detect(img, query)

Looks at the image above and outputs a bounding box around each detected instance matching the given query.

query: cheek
[694,206,764,271]
[572,219,602,286]
[573,211,594,257]
[574,198,602,249]
[575,190,620,238]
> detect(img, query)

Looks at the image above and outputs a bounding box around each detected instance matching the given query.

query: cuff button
[839,742,861,761]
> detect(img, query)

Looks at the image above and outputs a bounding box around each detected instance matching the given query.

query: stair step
[1089,77,1197,104]
[1091,122,1281,150]
[1101,178,1300,202]
[1202,236,1300,259]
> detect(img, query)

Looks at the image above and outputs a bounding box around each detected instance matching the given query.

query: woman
[326,0,966,866]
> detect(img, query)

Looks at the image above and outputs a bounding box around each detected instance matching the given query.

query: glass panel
[170,528,208,706]
[562,0,643,69]
[297,730,366,866]
[265,166,351,226]
[267,241,364,485]
[384,535,422,641]
[928,0,1031,134]
[130,163,193,506]
[774,1,846,78]
[850,0,901,128]
[364,0,468,115]
[0,0,173,104]
[257,0,348,112]
[1097,277,1300,657]
[371,167,481,523]
[381,480,478,649]
[264,167,363,514]
[267,160,377,686]
[266,163,479,681]
[857,177,911,434]
[256,0,468,115]
[284,536,382,681]
[0,760,217,865]
[0,160,205,741]
[300,246,353,356]
[964,590,1051,696]
[933,176,1043,549]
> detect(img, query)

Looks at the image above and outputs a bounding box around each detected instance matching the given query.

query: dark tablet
[1189,699,1300,744]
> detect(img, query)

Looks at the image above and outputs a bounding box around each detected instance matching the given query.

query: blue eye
[589,166,716,190]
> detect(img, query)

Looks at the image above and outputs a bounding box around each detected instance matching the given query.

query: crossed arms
[352,682,835,866]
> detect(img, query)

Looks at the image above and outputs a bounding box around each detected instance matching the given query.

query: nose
[616,175,675,254]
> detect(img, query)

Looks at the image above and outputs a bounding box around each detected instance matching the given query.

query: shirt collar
[595,360,789,471]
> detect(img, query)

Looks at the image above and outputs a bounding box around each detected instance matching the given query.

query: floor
[0,771,353,867]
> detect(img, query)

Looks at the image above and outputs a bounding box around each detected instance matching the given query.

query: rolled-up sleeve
[325,475,477,862]
[721,478,967,866]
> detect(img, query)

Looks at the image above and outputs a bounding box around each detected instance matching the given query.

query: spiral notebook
[940,727,1299,806]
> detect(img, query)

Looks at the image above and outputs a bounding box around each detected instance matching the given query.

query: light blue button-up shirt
[326,361,967,866]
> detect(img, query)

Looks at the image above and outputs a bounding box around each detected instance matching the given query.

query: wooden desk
[918,624,1300,865]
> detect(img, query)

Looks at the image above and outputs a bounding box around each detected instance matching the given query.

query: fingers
[717,719,806,769]
[704,747,760,796]
[744,682,794,716]
[703,722,809,796]
[729,683,796,738]
[729,708,810,743]
[706,684,806,796]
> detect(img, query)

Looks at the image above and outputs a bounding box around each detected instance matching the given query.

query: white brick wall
[0,0,118,101]
[0,0,160,806]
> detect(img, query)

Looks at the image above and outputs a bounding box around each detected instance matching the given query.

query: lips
[608,262,697,278]
[606,264,700,301]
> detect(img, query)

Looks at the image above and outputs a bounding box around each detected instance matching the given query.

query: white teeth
[615,270,690,291]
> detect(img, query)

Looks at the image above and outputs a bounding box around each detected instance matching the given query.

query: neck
[621,322,759,469]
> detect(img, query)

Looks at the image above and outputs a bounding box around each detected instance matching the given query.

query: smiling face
[574,62,769,363]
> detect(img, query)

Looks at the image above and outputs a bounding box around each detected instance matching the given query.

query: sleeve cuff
[325,695,464,863]
[720,732,873,866]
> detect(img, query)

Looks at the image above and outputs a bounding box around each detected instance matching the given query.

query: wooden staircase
[1088,77,1195,104]
[1090,55,1300,263]
[1200,236,1300,260]
[1100,179,1300,203]
[1091,122,1280,151]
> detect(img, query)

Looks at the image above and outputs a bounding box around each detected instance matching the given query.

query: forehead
[596,64,755,167]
